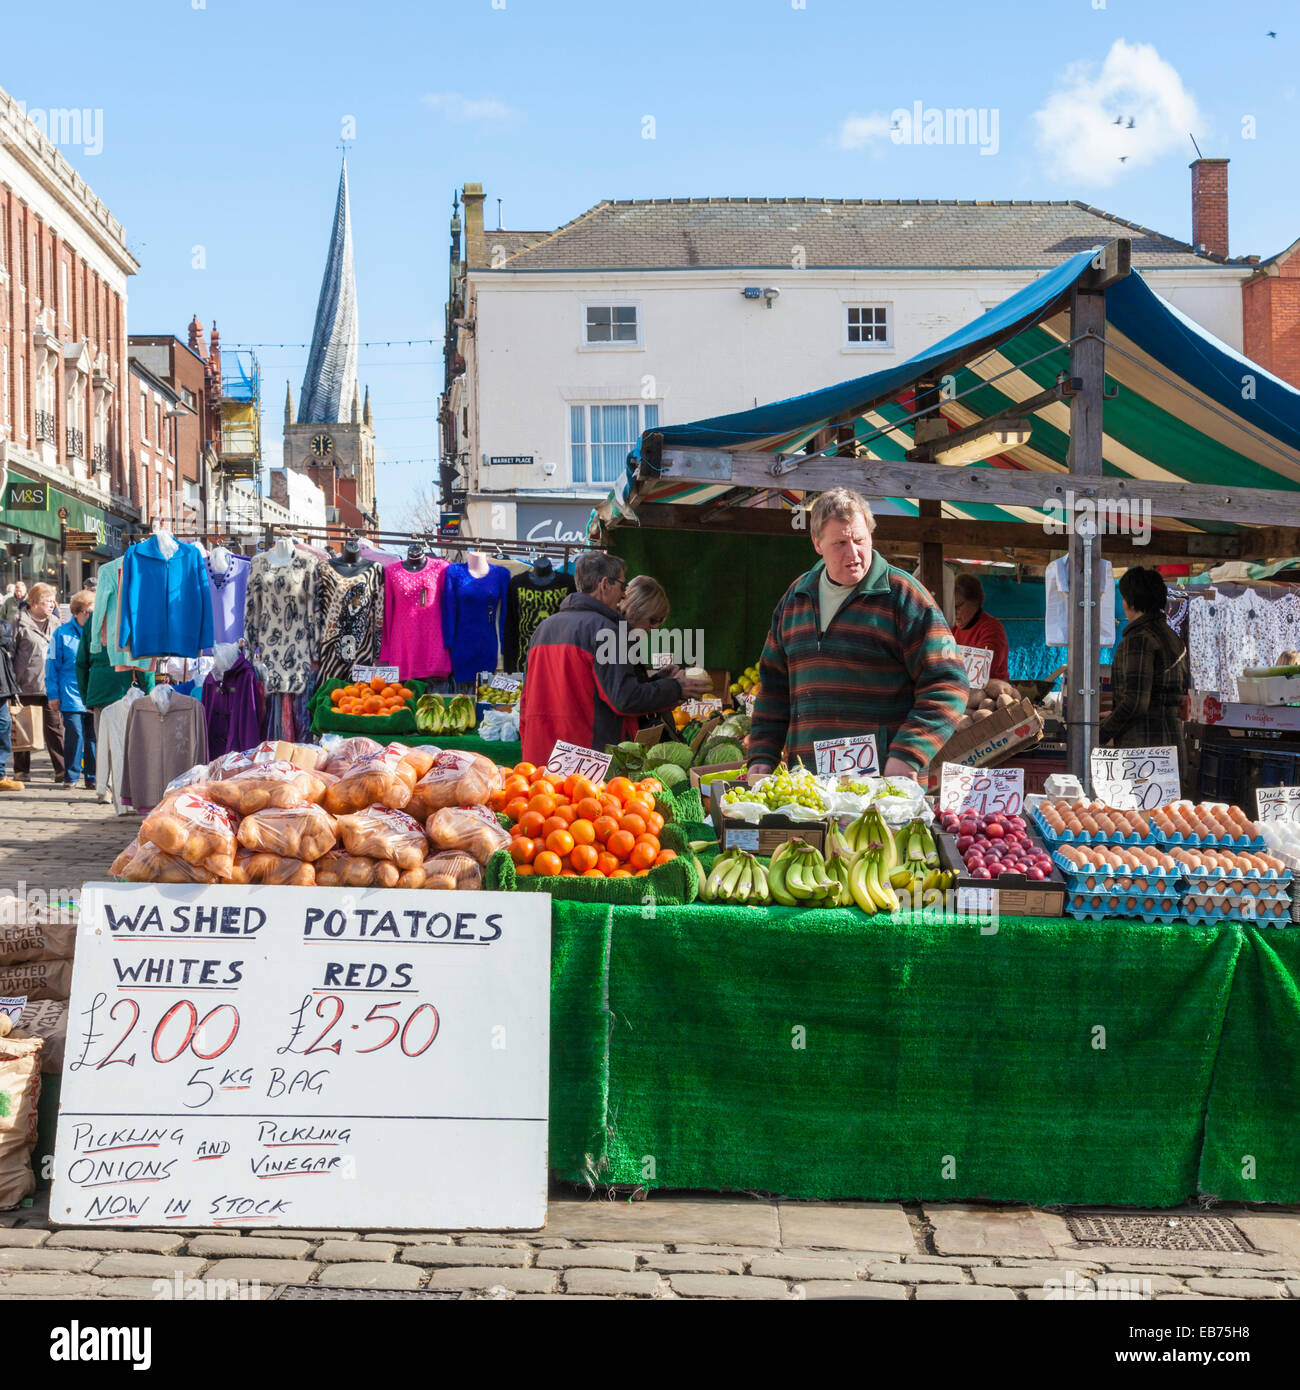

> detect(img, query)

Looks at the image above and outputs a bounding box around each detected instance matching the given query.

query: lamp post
[57,506,70,600]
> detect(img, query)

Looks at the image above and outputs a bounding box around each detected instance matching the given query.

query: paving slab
[399,1245,529,1267]
[534,1249,639,1271]
[544,1196,780,1247]
[916,1284,1017,1300]
[426,1266,557,1293]
[1186,1277,1288,1298]
[200,1259,319,1284]
[362,1231,454,1244]
[1050,1246,1290,1270]
[668,1273,791,1300]
[0,1247,102,1273]
[925,1205,1056,1258]
[749,1256,864,1281]
[970,1264,1103,1288]
[91,1254,209,1279]
[0,1230,50,1248]
[187,1235,313,1260]
[776,1202,915,1254]
[797,1280,908,1300]
[868,1261,966,1282]
[648,1253,747,1274]
[561,1268,668,1297]
[47,1230,186,1254]
[317,1262,425,1290]
[95,1276,273,1301]
[1233,1215,1300,1264]
[0,1272,106,1296]
[317,1240,396,1263]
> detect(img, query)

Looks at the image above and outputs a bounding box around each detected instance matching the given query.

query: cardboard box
[688,760,746,791]
[935,827,1066,918]
[1234,673,1300,706]
[706,669,732,702]
[928,698,1044,790]
[707,782,828,855]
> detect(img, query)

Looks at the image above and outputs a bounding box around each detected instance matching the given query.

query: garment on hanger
[208,552,251,645]
[440,561,510,683]
[201,652,264,757]
[1044,556,1116,648]
[378,555,452,680]
[1188,587,1300,700]
[504,567,576,669]
[89,556,154,670]
[244,551,319,694]
[98,686,149,816]
[119,687,208,813]
[119,535,215,659]
[317,560,384,682]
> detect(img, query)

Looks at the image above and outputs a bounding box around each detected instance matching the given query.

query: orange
[638,778,661,793]
[370,676,386,693]
[330,688,344,703]
[582,868,605,878]
[364,697,382,713]
[610,868,633,878]
[646,812,665,835]
[509,821,524,838]
[513,762,538,779]
[575,797,603,822]
[599,797,622,819]
[505,797,530,824]
[634,868,650,877]
[518,810,546,839]
[509,837,536,865]
[653,849,677,866]
[634,833,661,853]
[618,813,647,838]
[607,830,636,861]
[533,851,562,877]
[596,851,619,876]
[540,815,568,840]
[606,777,634,803]
[570,777,599,805]
[545,829,575,857]
[629,843,657,871]
[570,843,598,872]
[569,819,596,846]
[515,865,535,877]
[593,815,619,844]
[527,793,557,817]
[503,775,530,797]
[555,804,578,825]
[624,796,654,821]
[560,869,577,877]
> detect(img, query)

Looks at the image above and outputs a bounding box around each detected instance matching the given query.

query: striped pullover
[748,553,969,776]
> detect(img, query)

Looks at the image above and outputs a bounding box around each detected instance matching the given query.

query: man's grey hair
[809,488,876,540]
[574,551,626,594]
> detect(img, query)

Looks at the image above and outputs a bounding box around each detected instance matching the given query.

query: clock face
[310,432,335,459]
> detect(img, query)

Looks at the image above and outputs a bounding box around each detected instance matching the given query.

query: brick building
[128,331,213,529]
[0,84,138,592]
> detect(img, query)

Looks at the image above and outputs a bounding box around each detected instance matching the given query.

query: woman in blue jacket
[45,590,96,789]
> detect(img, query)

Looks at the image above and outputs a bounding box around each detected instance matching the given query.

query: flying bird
[1267,30,1277,38]
[1113,114,1123,125]
[1126,117,1136,129]
[1119,156,1129,163]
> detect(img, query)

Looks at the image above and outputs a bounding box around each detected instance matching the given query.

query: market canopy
[595,245,1300,548]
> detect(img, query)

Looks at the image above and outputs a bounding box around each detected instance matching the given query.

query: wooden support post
[913,381,947,604]
[1066,286,1108,784]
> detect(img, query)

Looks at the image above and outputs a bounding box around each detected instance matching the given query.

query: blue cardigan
[119,536,215,659]
[45,619,87,712]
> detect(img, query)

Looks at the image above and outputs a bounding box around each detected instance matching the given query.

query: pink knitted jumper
[378,557,452,679]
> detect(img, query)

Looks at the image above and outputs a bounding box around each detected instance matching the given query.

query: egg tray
[1064,893,1183,924]
[1177,864,1292,885]
[1053,851,1181,882]
[1061,872,1185,898]
[1150,827,1266,851]
[1030,812,1160,849]
[1183,889,1291,909]
[1179,904,1292,926]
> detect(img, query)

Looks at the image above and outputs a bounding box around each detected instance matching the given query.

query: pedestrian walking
[46,590,97,789]
[11,582,65,784]
[0,611,25,790]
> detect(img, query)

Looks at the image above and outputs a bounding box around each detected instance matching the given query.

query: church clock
[310,432,335,460]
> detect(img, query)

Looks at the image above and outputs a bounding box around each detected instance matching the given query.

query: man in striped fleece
[747,488,968,782]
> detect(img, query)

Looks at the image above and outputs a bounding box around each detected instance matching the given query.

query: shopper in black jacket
[0,616,25,790]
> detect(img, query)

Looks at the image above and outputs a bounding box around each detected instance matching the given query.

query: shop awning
[596,245,1300,540]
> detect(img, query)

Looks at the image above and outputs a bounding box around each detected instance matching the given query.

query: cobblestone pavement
[3,773,1299,1301]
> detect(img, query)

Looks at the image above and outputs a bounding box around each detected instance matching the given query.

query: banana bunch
[766,838,854,908]
[697,848,771,906]
[883,816,957,898]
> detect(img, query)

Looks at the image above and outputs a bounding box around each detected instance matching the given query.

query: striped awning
[597,246,1300,538]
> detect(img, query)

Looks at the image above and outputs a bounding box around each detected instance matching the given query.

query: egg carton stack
[1052,843,1185,922]
[1257,819,1300,924]
[1168,847,1292,926]
[1148,802,1263,851]
[1030,798,1159,848]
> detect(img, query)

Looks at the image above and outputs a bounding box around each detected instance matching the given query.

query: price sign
[680,698,722,719]
[53,884,550,1230]
[740,692,757,716]
[956,886,995,915]
[489,674,522,694]
[546,740,613,783]
[939,764,1025,816]
[813,734,880,778]
[1090,746,1181,811]
[651,653,673,670]
[1256,785,1300,823]
[351,664,400,685]
[958,646,994,690]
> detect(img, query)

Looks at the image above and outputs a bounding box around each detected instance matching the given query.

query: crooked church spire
[298,158,360,425]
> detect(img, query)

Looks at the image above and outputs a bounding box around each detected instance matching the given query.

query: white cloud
[421,92,518,123]
[838,112,894,150]
[1033,40,1203,187]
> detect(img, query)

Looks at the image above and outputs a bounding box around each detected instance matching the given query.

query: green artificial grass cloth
[486,825,699,906]
[547,903,1251,1205]
[379,733,521,766]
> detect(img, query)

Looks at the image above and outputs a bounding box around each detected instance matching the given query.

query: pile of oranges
[329,676,415,716]
[491,763,678,879]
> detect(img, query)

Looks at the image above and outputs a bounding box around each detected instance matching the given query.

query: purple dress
[208,554,251,645]
[201,653,264,757]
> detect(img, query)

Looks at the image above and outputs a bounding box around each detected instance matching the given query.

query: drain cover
[1066,1214,1254,1252]
[272,1285,467,1300]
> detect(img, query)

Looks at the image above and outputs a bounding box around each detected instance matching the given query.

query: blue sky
[5,0,1297,527]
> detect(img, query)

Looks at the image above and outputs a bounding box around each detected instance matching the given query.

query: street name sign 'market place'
[52,883,551,1230]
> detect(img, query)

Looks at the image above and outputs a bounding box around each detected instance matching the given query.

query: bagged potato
[0,897,76,963]
[398,745,441,784]
[163,763,213,796]
[313,850,401,888]
[395,863,428,889]
[0,1022,41,1207]
[334,806,428,870]
[140,792,239,877]
[237,804,337,862]
[322,748,415,815]
[207,760,329,815]
[407,750,499,822]
[110,841,140,879]
[421,850,483,891]
[0,958,73,1001]
[122,842,223,884]
[16,997,65,1074]
[425,804,511,865]
[232,849,316,886]
[322,735,384,775]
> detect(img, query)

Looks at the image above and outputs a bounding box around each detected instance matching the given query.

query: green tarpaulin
[548,904,1299,1206]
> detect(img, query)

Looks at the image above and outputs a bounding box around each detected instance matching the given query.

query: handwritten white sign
[546,740,613,783]
[958,646,994,690]
[1256,785,1300,823]
[939,764,1025,816]
[488,674,522,694]
[680,698,722,719]
[350,665,400,685]
[813,734,880,778]
[1090,745,1181,811]
[53,883,551,1230]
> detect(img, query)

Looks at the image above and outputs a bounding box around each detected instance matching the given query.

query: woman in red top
[951,573,1010,682]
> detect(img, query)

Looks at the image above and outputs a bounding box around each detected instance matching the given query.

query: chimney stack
[1190,157,1229,259]
[462,182,487,269]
